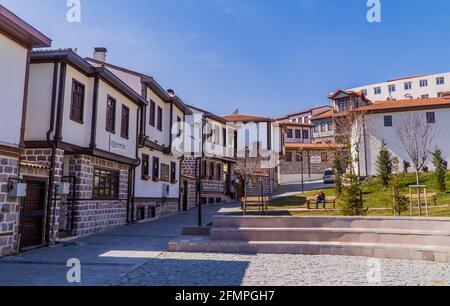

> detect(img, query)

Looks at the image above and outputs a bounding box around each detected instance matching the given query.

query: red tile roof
[310,110,334,121]
[223,114,274,123]
[285,143,343,150]
[356,98,450,113]
[278,122,315,128]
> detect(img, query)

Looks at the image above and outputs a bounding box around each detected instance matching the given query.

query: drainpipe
[128,107,142,223]
[46,61,66,245]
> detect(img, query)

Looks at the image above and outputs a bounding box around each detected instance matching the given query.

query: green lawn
[267,172,450,217]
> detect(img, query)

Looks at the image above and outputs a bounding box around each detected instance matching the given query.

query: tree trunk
[416,170,422,217]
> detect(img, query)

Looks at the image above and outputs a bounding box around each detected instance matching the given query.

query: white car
[323,169,335,184]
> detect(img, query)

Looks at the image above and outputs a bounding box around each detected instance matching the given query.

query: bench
[241,196,269,214]
[306,196,337,210]
[405,193,437,206]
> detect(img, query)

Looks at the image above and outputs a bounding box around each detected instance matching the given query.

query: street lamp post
[197,117,207,227]
[299,148,304,194]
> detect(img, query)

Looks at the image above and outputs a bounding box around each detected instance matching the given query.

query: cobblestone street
[1,201,449,286]
[113,252,450,286]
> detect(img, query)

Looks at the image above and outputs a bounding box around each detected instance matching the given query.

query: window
[285,152,292,162]
[93,168,119,199]
[327,122,333,132]
[303,130,309,139]
[426,112,436,124]
[141,154,150,180]
[201,160,207,179]
[320,123,326,132]
[106,96,116,133]
[362,89,368,96]
[287,129,293,138]
[321,152,328,163]
[121,105,130,139]
[295,130,301,139]
[157,106,163,131]
[170,162,177,184]
[314,125,319,133]
[161,164,170,182]
[404,82,412,90]
[222,128,227,147]
[152,157,160,181]
[216,163,222,181]
[421,94,429,99]
[438,92,445,98]
[209,162,215,180]
[149,100,156,127]
[384,116,393,127]
[374,87,381,95]
[420,79,428,87]
[388,84,396,93]
[437,77,445,85]
[70,80,85,123]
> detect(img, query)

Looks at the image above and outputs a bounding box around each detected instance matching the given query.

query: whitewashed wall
[134,147,180,198]
[354,108,450,177]
[0,33,27,147]
[25,63,55,141]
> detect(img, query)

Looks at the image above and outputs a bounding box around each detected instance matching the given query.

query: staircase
[169,216,450,262]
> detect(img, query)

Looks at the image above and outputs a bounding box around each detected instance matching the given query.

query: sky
[2,0,450,118]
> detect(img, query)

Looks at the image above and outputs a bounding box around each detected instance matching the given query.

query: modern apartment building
[0,5,51,256]
[349,72,450,102]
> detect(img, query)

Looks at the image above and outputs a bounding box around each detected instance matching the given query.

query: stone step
[210,227,450,246]
[168,236,450,263]
[213,216,450,231]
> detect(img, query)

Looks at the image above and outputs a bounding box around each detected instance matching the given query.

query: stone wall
[0,155,19,257]
[134,198,179,221]
[67,154,129,237]
[22,148,64,243]
[280,149,336,176]
[235,157,278,197]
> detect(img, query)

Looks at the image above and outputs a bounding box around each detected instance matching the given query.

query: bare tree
[394,112,437,185]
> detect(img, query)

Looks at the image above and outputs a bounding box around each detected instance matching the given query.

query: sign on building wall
[310,156,322,164]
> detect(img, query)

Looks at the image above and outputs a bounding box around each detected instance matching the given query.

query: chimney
[93,47,107,62]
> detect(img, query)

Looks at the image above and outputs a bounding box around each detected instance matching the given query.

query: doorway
[182,180,188,211]
[20,181,46,249]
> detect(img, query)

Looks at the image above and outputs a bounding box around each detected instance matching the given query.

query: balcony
[314,131,334,139]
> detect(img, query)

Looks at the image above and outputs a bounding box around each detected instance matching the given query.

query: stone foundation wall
[0,155,20,257]
[134,198,179,221]
[67,154,129,237]
[22,148,64,243]
[280,149,336,176]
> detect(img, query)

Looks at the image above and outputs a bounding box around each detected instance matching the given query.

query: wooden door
[182,181,188,211]
[21,182,46,249]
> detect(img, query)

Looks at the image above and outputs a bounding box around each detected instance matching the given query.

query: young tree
[389,158,409,216]
[338,172,368,216]
[432,147,447,193]
[375,140,393,188]
[333,150,344,196]
[394,113,437,186]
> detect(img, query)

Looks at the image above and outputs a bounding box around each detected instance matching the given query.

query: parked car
[323,168,335,184]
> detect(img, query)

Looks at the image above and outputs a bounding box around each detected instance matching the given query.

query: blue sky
[2,0,450,117]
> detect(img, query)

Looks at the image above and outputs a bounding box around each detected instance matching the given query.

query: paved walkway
[0,202,237,286]
[270,180,335,200]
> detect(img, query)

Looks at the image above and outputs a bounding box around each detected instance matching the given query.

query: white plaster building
[23,49,146,244]
[349,72,450,102]
[0,5,51,256]
[87,52,193,222]
[351,98,450,177]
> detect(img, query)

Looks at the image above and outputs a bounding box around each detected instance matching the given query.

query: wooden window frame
[295,130,301,139]
[141,154,150,180]
[121,105,130,139]
[106,95,116,133]
[170,161,177,184]
[303,129,309,139]
[92,168,120,199]
[70,79,85,124]
[157,106,163,131]
[149,100,156,127]
[152,157,160,182]
[161,164,170,182]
